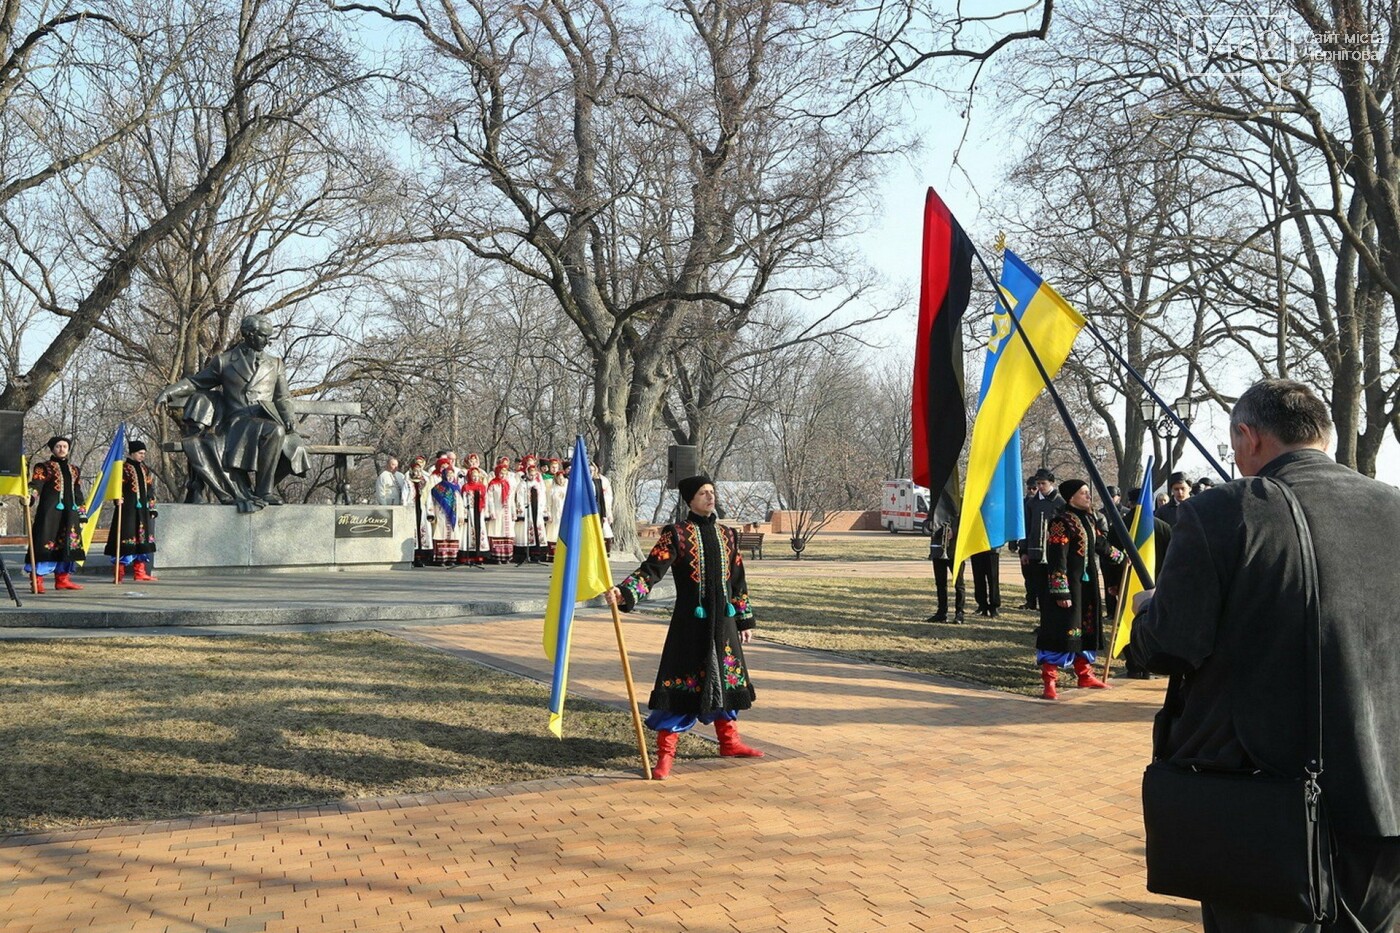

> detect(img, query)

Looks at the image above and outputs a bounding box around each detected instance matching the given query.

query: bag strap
[1265,478,1323,779]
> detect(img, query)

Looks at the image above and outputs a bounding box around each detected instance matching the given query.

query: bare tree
[0,0,375,418]
[335,0,904,551]
[764,348,883,557]
[661,291,894,479]
[999,0,1400,475]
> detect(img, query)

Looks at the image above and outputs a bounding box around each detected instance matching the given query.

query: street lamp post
[1139,395,1197,482]
[1216,442,1236,479]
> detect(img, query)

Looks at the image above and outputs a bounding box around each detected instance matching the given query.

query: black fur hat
[677,474,713,506]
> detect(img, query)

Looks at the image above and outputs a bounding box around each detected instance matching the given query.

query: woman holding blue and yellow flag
[25,436,87,592]
[606,475,762,780]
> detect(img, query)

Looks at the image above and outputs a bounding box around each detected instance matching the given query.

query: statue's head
[240,315,274,351]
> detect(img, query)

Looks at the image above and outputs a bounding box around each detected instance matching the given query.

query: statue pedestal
[148,503,414,573]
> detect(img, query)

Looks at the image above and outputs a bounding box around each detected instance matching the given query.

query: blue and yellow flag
[1112,459,1157,658]
[80,423,127,556]
[0,455,26,499]
[543,435,614,738]
[971,309,1025,550]
[956,250,1086,560]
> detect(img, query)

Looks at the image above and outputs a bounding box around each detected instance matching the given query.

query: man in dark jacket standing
[1018,468,1062,609]
[1156,471,1191,527]
[1130,379,1400,932]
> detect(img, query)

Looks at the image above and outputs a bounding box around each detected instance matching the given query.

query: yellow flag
[956,251,1085,560]
[1112,462,1158,657]
[543,436,615,738]
[0,455,27,498]
[79,424,127,557]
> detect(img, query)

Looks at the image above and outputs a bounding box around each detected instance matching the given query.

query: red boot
[115,564,125,584]
[714,718,764,758]
[1040,662,1060,700]
[30,574,44,594]
[1074,655,1110,689]
[54,572,83,590]
[132,562,158,582]
[652,730,678,780]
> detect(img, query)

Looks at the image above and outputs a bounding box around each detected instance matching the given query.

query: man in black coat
[1129,379,1400,932]
[1156,471,1191,527]
[926,518,966,623]
[1018,468,1062,610]
[1112,486,1172,681]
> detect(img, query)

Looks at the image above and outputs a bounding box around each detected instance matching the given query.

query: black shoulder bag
[1141,478,1336,923]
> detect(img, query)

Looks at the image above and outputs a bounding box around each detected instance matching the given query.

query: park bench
[736,530,765,560]
[160,399,373,504]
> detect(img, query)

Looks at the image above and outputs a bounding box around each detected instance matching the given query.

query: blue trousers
[644,709,740,733]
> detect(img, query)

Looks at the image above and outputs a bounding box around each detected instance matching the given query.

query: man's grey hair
[1230,379,1332,446]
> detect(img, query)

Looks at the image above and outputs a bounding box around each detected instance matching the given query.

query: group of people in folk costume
[23,435,159,592]
[376,451,614,567]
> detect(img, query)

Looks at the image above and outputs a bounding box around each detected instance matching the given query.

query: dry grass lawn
[0,631,712,835]
[759,530,931,562]
[743,554,1058,697]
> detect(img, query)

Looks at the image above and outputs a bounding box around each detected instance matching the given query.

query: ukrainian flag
[80,423,126,556]
[1111,459,1157,658]
[0,456,26,499]
[956,251,1085,560]
[543,435,614,738]
[972,313,1025,550]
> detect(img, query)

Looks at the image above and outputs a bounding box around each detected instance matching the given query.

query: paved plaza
[0,560,1199,932]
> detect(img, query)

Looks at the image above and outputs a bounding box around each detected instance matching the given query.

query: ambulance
[880,479,932,534]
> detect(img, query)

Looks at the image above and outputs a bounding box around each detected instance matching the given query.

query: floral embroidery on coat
[722,644,747,688]
[661,671,705,693]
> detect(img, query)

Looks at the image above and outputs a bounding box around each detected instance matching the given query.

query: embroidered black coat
[104,460,157,558]
[29,457,86,563]
[1037,506,1124,654]
[617,512,757,715]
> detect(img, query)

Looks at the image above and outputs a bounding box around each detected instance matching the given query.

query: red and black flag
[912,187,972,502]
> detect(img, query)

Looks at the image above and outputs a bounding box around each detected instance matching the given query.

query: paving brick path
[0,605,1198,932]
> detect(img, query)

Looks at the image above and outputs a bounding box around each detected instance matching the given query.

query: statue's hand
[154,388,173,407]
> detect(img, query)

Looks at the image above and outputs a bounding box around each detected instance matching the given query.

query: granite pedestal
[146,503,414,573]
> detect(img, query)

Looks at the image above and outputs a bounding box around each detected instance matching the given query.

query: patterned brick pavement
[0,607,1198,932]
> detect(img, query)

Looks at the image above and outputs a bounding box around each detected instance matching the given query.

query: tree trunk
[0,117,265,411]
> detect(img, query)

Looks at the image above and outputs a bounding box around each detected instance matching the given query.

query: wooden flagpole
[1101,559,1134,682]
[608,600,653,780]
[22,491,38,595]
[112,497,123,584]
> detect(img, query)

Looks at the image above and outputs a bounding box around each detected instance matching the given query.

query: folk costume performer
[104,440,158,582]
[1037,479,1125,699]
[606,475,763,780]
[426,457,465,567]
[26,435,87,592]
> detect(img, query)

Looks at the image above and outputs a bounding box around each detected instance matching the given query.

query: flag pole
[1101,456,1156,681]
[608,600,653,780]
[1078,319,1231,482]
[112,497,122,584]
[970,248,1154,591]
[1102,558,1135,682]
[22,488,39,595]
